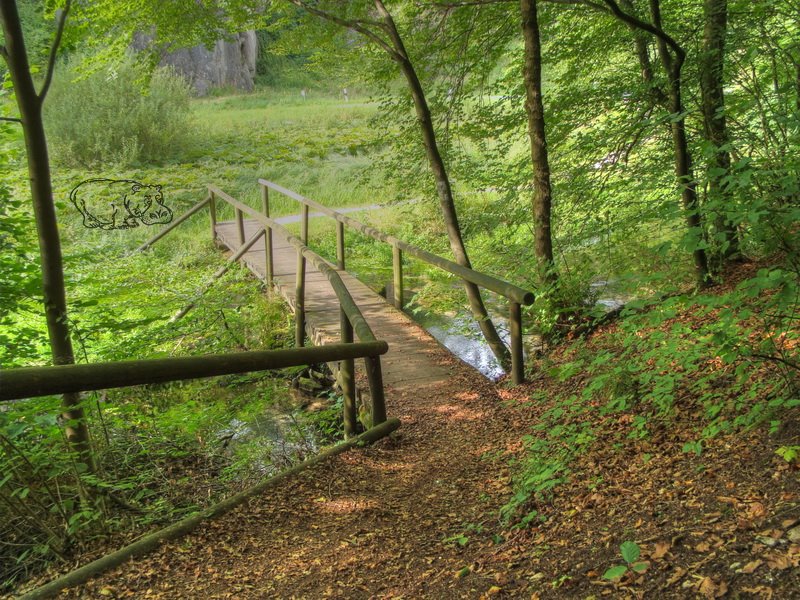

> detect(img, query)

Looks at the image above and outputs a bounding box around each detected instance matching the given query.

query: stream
[218,405,319,474]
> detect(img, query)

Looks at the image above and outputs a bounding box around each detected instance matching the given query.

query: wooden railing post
[235,207,245,246]
[260,185,274,287]
[510,302,524,385]
[336,221,345,270]
[209,192,217,244]
[295,247,306,347]
[364,356,387,426]
[340,308,357,438]
[301,204,309,245]
[392,244,403,310]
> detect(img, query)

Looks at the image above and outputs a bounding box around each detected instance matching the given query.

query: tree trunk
[668,82,710,286]
[375,0,511,367]
[648,0,711,287]
[602,0,711,286]
[0,0,94,469]
[520,0,557,286]
[700,0,740,260]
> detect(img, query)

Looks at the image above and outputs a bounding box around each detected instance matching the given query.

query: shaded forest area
[1,0,798,596]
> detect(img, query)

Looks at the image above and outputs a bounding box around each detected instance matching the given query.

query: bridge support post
[295,248,306,347]
[510,302,524,385]
[260,185,274,288]
[364,356,387,426]
[392,245,403,310]
[340,309,357,438]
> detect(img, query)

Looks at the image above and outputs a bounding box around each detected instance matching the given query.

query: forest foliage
[0,0,798,593]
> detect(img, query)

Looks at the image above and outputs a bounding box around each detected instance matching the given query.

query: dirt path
[65,345,526,599]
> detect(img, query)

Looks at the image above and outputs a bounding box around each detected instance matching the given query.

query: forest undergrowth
[450,258,800,599]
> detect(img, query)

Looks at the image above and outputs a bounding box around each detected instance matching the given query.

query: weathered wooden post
[235,207,245,246]
[392,244,403,310]
[295,247,306,347]
[510,302,524,385]
[301,204,309,245]
[336,221,345,270]
[260,184,274,287]
[364,356,387,426]
[340,309,357,438]
[209,191,217,244]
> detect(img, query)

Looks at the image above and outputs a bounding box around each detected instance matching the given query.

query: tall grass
[45,57,192,167]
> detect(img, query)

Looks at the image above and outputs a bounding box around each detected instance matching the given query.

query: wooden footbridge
[0,180,535,599]
[207,181,534,415]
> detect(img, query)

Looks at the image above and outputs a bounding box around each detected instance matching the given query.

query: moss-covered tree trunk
[700,0,740,260]
[520,0,556,286]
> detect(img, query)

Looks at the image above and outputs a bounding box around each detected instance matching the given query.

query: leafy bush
[45,56,192,166]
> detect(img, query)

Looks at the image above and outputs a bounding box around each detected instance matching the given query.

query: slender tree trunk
[700,0,739,259]
[665,72,711,286]
[601,0,711,286]
[0,0,94,469]
[648,0,711,286]
[520,0,557,286]
[374,0,511,367]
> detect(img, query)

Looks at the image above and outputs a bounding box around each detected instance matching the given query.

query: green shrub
[45,56,192,166]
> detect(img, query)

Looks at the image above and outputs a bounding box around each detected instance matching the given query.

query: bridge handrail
[0,343,387,402]
[257,178,535,306]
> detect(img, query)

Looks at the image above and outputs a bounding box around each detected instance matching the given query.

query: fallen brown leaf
[651,541,670,560]
[740,559,763,574]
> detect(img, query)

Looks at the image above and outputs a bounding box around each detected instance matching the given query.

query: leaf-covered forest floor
[18,261,800,599]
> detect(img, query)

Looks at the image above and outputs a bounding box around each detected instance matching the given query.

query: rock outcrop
[134,32,258,96]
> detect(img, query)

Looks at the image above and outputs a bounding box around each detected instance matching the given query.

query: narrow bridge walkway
[215,218,453,395]
[59,218,530,598]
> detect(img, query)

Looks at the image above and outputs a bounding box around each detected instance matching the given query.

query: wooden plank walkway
[215,220,453,394]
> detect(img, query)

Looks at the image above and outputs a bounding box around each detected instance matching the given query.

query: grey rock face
[135,32,258,95]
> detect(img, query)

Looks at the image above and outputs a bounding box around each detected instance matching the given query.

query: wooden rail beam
[257,179,535,306]
[0,343,389,402]
[170,229,265,323]
[135,197,211,253]
[295,246,306,347]
[260,185,274,286]
[340,308,357,438]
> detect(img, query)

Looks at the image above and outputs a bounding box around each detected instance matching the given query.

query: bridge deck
[215,220,452,393]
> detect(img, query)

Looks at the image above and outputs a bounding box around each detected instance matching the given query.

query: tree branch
[549,0,608,11]
[0,116,22,123]
[38,0,72,102]
[600,0,685,65]
[286,0,402,60]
